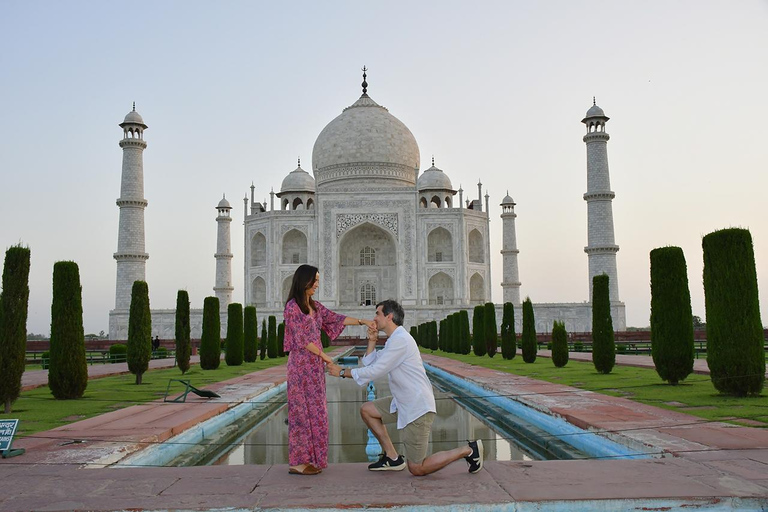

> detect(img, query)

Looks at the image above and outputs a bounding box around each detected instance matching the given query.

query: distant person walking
[283,264,375,475]
[328,299,483,476]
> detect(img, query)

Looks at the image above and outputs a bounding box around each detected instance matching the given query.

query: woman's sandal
[288,464,322,475]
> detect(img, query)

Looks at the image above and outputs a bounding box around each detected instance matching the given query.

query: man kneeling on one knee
[328,300,483,476]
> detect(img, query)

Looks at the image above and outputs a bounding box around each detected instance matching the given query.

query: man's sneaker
[465,439,484,474]
[368,453,406,471]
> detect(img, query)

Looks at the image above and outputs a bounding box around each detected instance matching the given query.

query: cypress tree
[259,318,267,360]
[460,310,471,355]
[650,247,694,385]
[200,296,221,370]
[703,228,765,396]
[321,329,330,349]
[501,302,516,360]
[49,261,88,399]
[243,306,258,362]
[418,323,425,348]
[551,320,569,368]
[127,280,152,384]
[410,325,418,345]
[591,274,615,374]
[448,313,457,353]
[453,313,462,354]
[484,302,498,358]
[0,245,30,413]
[472,305,486,356]
[278,322,285,357]
[438,319,446,352]
[175,290,191,374]
[521,297,537,363]
[225,303,244,366]
[268,315,278,358]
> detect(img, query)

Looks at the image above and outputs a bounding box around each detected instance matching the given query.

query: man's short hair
[376,299,404,326]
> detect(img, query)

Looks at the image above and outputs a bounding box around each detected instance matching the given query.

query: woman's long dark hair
[286,264,318,314]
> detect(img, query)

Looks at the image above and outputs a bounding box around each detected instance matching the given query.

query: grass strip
[422,349,768,428]
[1,358,287,436]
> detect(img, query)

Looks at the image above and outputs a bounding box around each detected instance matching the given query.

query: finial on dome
[132,102,136,111]
[298,156,301,167]
[431,155,435,167]
[593,96,596,106]
[361,65,368,95]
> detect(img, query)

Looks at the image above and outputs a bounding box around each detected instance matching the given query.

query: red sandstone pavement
[2,350,767,511]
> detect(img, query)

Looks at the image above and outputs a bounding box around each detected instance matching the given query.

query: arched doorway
[338,223,397,306]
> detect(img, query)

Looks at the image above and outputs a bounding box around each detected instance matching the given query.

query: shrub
[438,319,445,352]
[429,321,438,351]
[472,305,486,356]
[259,319,267,360]
[521,297,537,363]
[484,302,498,358]
[243,306,258,362]
[321,329,330,349]
[459,310,471,355]
[450,313,459,354]
[703,228,765,396]
[175,290,191,374]
[650,247,695,384]
[109,343,127,363]
[616,343,627,354]
[155,346,168,359]
[574,341,584,352]
[200,296,221,370]
[41,351,50,370]
[278,322,285,357]
[268,316,278,358]
[551,320,569,368]
[410,325,418,345]
[127,280,152,384]
[225,303,244,366]
[0,245,31,413]
[500,302,516,360]
[591,274,615,374]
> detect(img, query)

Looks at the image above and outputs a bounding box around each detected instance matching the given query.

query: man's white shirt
[350,325,437,429]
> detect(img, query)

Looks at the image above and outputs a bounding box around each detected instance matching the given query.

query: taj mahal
[109,71,625,340]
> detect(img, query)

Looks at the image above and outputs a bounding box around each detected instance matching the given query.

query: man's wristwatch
[339,368,346,379]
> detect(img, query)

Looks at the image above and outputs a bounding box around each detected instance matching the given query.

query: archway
[338,223,397,306]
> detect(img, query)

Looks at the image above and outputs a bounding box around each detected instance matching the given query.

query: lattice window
[360,283,376,306]
[360,246,376,266]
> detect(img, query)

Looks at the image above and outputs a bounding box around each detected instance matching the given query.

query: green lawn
[422,349,768,428]
[1,358,288,437]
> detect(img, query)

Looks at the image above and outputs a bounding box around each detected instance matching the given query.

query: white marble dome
[417,163,453,191]
[280,165,316,193]
[121,110,146,127]
[584,104,606,119]
[217,195,231,209]
[311,94,420,188]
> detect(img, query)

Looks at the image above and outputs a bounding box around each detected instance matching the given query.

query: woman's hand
[360,319,376,330]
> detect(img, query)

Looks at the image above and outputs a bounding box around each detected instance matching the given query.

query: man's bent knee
[360,402,379,420]
[407,461,428,476]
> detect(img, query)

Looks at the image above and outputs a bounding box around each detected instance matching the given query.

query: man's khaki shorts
[371,396,435,464]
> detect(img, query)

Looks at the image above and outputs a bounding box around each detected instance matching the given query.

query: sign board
[0,419,24,458]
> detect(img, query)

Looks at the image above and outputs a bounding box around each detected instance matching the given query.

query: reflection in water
[213,375,535,465]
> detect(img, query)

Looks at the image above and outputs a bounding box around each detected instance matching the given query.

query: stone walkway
[2,349,767,511]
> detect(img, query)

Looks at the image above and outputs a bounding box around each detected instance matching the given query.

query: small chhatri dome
[501,190,515,205]
[583,97,608,121]
[417,159,454,191]
[121,103,147,128]
[280,163,316,193]
[217,194,231,209]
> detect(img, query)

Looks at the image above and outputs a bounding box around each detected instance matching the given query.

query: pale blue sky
[1,1,766,335]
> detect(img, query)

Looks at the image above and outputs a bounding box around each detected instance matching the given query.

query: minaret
[214,195,234,310]
[500,192,521,304]
[114,104,149,310]
[582,99,620,301]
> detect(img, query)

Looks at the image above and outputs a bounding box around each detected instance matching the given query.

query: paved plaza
[2,350,767,511]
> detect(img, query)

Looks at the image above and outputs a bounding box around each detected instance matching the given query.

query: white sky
[1,1,766,335]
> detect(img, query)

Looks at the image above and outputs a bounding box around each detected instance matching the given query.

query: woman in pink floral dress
[283,264,375,475]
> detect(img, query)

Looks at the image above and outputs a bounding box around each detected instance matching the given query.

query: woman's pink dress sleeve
[315,301,347,340]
